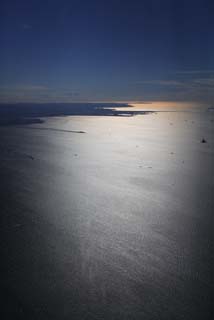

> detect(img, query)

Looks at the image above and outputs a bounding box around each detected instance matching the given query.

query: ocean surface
[0,107,213,319]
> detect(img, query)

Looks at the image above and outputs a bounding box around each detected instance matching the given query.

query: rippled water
[0,111,213,319]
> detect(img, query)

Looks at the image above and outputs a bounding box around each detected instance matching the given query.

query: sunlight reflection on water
[0,110,213,319]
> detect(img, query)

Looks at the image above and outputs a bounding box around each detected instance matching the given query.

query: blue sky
[0,0,213,103]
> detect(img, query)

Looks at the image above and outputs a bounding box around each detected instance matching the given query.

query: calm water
[0,111,213,319]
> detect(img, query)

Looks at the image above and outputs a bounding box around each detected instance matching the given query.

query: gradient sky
[0,0,214,103]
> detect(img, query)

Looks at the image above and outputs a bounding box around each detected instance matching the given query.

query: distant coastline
[0,103,153,126]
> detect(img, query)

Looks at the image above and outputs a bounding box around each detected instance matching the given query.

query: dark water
[0,112,213,319]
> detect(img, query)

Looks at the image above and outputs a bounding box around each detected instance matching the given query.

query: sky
[0,0,214,104]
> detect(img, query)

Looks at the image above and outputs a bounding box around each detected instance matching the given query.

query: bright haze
[0,0,213,105]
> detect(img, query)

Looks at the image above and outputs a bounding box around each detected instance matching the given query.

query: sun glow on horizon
[127,101,208,111]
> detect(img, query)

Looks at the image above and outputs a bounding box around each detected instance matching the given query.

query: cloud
[135,80,185,87]
[136,77,214,89]
[1,70,214,103]
[176,70,214,75]
[0,84,80,103]
[133,71,214,103]
[192,78,214,87]
[12,85,48,91]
